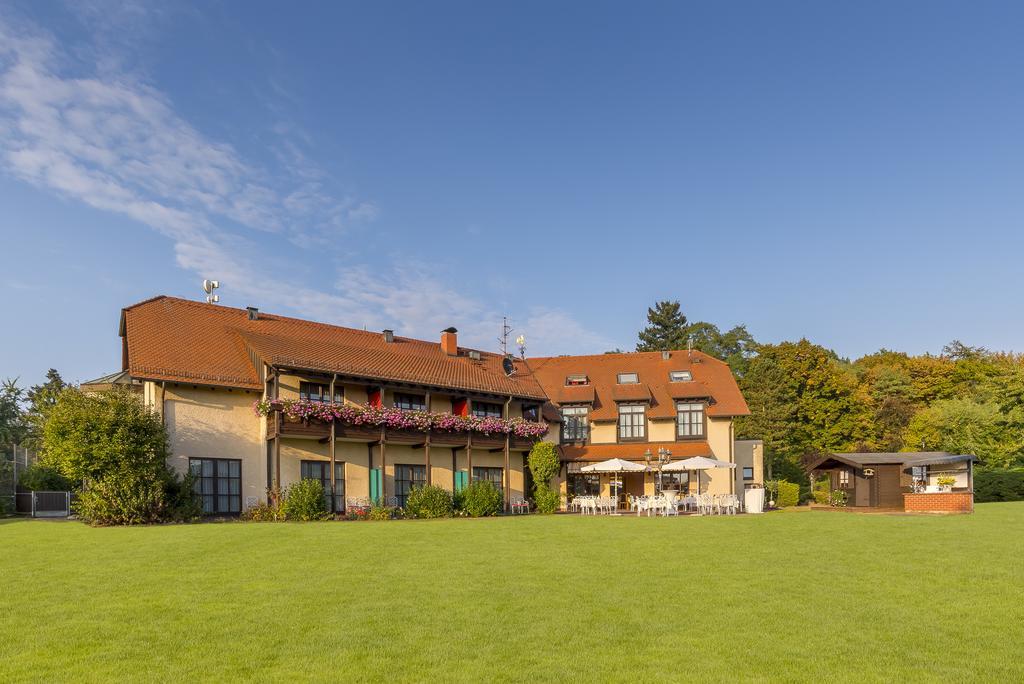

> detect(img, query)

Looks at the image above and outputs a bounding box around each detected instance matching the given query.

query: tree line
[634,300,1024,482]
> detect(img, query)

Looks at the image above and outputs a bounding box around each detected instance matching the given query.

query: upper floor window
[522,404,540,422]
[618,403,646,441]
[616,372,639,384]
[472,401,503,419]
[561,405,589,442]
[676,402,705,438]
[394,393,427,411]
[669,370,692,382]
[299,381,343,404]
[565,374,589,386]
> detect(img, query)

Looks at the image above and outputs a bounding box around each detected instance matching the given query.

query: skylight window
[669,370,692,382]
[616,372,639,384]
[566,374,589,386]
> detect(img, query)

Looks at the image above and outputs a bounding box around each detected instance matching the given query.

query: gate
[21,491,72,518]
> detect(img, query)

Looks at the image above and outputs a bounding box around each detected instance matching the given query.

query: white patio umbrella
[662,456,736,494]
[580,458,648,510]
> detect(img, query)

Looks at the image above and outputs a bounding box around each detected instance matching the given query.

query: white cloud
[0,10,612,357]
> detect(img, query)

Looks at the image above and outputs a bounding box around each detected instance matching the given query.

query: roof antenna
[498,316,514,357]
[687,335,693,361]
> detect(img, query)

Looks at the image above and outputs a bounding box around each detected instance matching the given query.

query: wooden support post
[424,391,432,485]
[329,373,337,513]
[503,396,512,513]
[273,369,281,499]
[379,427,387,503]
[466,434,473,487]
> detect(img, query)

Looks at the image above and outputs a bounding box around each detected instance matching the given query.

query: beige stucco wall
[160,383,265,507]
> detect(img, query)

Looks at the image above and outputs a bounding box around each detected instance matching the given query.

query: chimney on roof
[382,329,395,343]
[662,350,671,360]
[247,306,259,321]
[441,327,458,356]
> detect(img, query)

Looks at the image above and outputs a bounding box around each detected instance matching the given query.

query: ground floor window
[837,468,851,489]
[300,460,345,512]
[743,467,754,481]
[656,471,689,494]
[568,473,601,498]
[394,464,426,508]
[473,466,503,490]
[189,458,241,514]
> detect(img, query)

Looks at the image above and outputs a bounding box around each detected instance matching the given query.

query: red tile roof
[558,385,596,404]
[121,296,547,399]
[526,350,749,418]
[560,441,714,462]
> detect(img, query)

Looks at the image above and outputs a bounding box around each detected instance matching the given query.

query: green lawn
[2,505,1023,683]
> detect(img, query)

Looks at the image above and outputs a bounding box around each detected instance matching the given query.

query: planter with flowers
[254,399,549,443]
[936,475,957,493]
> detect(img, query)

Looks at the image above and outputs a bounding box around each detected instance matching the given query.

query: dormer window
[669,370,692,382]
[616,372,639,384]
[566,374,589,386]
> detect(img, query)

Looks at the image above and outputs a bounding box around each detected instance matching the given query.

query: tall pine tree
[636,301,688,351]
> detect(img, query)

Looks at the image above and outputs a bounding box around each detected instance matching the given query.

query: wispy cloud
[0,8,614,356]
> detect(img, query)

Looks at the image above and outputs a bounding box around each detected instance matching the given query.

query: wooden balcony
[267,416,538,451]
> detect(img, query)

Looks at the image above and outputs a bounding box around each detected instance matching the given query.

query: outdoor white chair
[511,497,529,514]
[663,492,679,516]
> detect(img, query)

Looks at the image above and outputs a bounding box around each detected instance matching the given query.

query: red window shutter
[368,388,382,408]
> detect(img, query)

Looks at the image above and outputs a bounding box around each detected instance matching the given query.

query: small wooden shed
[806,452,976,513]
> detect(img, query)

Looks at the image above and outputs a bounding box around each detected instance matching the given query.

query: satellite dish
[502,357,515,376]
[515,335,526,347]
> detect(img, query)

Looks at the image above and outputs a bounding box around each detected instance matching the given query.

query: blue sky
[2,1,1023,387]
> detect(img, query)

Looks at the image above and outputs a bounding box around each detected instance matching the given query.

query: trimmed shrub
[456,480,503,517]
[974,468,1024,502]
[281,478,329,521]
[404,484,454,519]
[533,485,560,514]
[776,480,800,507]
[19,463,73,492]
[528,442,560,488]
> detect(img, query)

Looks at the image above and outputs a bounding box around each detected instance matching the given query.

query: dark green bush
[533,485,560,514]
[19,463,73,491]
[974,468,1024,502]
[777,480,800,507]
[456,480,503,517]
[281,479,329,521]
[404,484,454,518]
[75,469,199,525]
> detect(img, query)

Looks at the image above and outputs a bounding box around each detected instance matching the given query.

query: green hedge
[777,480,800,507]
[974,468,1024,503]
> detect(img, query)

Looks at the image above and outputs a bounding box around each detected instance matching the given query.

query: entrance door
[854,469,872,506]
[623,472,644,509]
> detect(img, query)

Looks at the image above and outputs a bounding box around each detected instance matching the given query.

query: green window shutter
[370,468,382,503]
[455,470,468,492]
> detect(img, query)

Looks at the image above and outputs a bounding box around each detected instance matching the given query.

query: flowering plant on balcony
[253,399,549,439]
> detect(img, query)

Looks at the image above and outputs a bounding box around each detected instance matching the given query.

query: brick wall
[903,492,974,513]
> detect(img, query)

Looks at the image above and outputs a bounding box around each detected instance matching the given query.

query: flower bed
[254,399,549,439]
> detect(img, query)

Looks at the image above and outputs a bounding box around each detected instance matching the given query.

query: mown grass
[2,504,1023,683]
